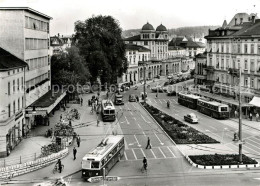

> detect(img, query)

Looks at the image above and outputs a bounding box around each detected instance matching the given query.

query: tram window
[104,110,109,114]
[221,107,228,111]
[91,161,100,169]
[110,110,115,114]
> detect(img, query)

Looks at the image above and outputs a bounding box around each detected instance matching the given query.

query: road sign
[105,176,120,181]
[87,176,103,183]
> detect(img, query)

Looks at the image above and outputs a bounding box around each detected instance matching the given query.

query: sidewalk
[0,91,120,179]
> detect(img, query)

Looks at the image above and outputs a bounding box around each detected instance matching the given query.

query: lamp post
[143,63,146,103]
[238,67,243,163]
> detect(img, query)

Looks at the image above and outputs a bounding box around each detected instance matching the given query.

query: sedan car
[184,113,198,123]
[167,91,177,96]
[129,94,136,102]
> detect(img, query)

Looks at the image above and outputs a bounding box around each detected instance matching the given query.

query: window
[258,44,260,54]
[13,101,15,115]
[244,60,248,70]
[18,98,20,110]
[244,44,248,53]
[17,78,19,91]
[21,77,23,90]
[8,104,10,117]
[144,41,148,45]
[258,60,260,72]
[13,80,15,92]
[251,59,255,72]
[251,44,254,54]
[209,58,212,66]
[22,96,24,108]
[245,78,248,87]
[221,45,224,53]
[237,44,240,53]
[221,58,224,69]
[226,58,229,68]
[8,82,10,95]
[251,78,254,88]
[227,45,229,53]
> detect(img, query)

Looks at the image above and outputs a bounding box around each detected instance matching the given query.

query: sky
[0,0,260,36]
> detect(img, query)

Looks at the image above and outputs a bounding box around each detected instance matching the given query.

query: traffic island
[141,102,219,144]
[187,154,259,169]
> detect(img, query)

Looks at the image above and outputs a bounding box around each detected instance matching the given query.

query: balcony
[205,66,215,73]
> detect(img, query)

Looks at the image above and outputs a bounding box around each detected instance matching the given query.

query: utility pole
[143,63,146,103]
[238,67,243,163]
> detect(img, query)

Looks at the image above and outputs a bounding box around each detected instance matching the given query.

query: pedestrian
[156,93,158,99]
[88,99,91,107]
[60,114,62,121]
[80,98,83,106]
[250,112,253,121]
[97,119,100,127]
[69,119,72,127]
[73,147,77,160]
[256,113,259,122]
[77,135,81,147]
[146,137,152,149]
[234,110,238,118]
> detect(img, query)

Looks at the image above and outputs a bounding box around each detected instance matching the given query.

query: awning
[249,96,260,107]
[26,90,67,116]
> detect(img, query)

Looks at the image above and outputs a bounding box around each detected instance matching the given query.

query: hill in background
[122,25,219,39]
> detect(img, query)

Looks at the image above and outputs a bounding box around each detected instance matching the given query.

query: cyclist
[143,157,147,171]
[56,159,62,173]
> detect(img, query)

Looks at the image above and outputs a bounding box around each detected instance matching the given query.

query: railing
[0,152,38,167]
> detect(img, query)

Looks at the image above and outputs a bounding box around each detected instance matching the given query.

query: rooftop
[0,7,52,19]
[125,44,150,52]
[0,47,28,71]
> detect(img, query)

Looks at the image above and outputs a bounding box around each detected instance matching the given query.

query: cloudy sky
[0,0,259,35]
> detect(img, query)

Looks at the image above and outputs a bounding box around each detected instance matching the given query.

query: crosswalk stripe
[132,149,137,160]
[158,147,166,158]
[124,152,128,160]
[167,146,176,158]
[150,149,157,159]
[140,148,146,157]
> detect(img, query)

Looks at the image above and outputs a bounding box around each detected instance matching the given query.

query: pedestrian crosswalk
[122,146,178,161]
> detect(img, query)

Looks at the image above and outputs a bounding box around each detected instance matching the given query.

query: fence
[0,152,39,167]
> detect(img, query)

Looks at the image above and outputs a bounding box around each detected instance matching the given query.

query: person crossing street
[146,137,152,149]
[73,147,77,160]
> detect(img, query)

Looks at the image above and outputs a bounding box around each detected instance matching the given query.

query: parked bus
[197,98,229,119]
[178,92,200,109]
[81,135,125,179]
[101,100,116,122]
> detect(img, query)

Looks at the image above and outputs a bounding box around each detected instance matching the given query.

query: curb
[0,148,69,180]
[139,102,260,170]
[184,155,260,169]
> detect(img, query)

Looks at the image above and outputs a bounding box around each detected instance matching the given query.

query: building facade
[205,12,260,103]
[50,33,73,56]
[194,52,207,85]
[0,47,28,157]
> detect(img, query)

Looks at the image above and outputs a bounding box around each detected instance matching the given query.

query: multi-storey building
[194,52,207,85]
[0,8,67,156]
[205,12,260,103]
[0,47,27,157]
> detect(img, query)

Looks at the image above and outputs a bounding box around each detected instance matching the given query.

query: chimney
[252,14,256,23]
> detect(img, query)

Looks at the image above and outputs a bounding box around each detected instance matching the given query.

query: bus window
[104,110,109,114]
[221,107,228,112]
[110,110,115,114]
[91,161,100,169]
[82,160,91,169]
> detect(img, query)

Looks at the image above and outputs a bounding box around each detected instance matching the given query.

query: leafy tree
[51,46,90,88]
[74,15,127,85]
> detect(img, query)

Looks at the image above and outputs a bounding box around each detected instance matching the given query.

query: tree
[74,15,127,85]
[51,46,91,88]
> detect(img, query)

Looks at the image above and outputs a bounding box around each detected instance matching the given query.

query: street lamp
[143,63,147,103]
[238,66,243,163]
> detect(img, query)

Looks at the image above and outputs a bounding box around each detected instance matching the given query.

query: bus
[101,100,116,122]
[178,92,201,109]
[197,98,229,119]
[81,135,125,179]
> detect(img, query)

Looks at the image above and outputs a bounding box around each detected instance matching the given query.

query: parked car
[167,91,177,96]
[129,94,136,102]
[184,113,198,124]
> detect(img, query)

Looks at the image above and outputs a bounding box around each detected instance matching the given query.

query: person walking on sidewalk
[77,135,81,147]
[146,137,152,149]
[73,147,77,160]
[249,112,253,121]
[256,113,259,122]
[56,159,62,173]
[80,98,83,106]
[60,114,62,121]
[234,110,238,118]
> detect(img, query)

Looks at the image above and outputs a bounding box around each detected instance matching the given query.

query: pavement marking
[167,146,176,158]
[209,126,217,131]
[171,99,178,104]
[120,156,178,162]
[132,149,137,160]
[158,147,166,158]
[130,111,133,115]
[140,148,146,157]
[132,104,138,109]
[124,115,130,125]
[205,129,221,138]
[142,131,146,136]
[154,132,164,145]
[124,152,128,160]
[150,149,157,158]
[245,139,260,150]
[154,99,158,103]
[134,135,141,147]
[140,114,151,123]
[158,99,163,104]
[163,99,167,103]
[137,122,142,128]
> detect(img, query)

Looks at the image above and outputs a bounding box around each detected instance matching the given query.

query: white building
[0,47,28,157]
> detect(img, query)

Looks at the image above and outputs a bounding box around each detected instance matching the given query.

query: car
[129,94,136,102]
[164,82,169,86]
[184,113,198,123]
[167,75,173,79]
[151,86,163,93]
[167,91,177,96]
[114,94,124,105]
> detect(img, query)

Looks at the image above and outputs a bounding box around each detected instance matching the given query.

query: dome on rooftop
[142,22,154,31]
[156,24,167,32]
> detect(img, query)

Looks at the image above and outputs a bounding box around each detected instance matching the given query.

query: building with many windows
[205,12,260,103]
[0,47,28,157]
[194,52,207,85]
[50,33,73,56]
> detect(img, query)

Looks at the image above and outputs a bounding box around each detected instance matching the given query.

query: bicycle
[53,164,64,174]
